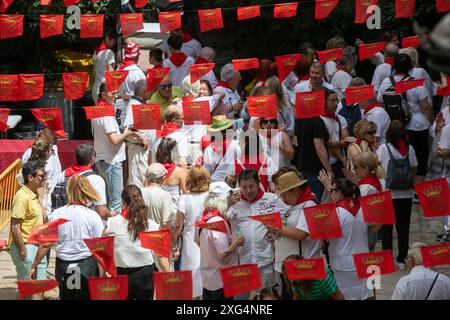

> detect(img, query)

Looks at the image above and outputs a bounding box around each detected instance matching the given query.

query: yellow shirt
[10,185,43,243]
[148,86,183,122]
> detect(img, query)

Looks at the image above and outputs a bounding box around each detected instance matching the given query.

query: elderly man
[117,42,146,99]
[148,74,183,121]
[392,242,450,300]
[163,35,195,88]
[330,46,357,100]
[196,47,218,87]
[214,63,244,120]
[372,43,399,95]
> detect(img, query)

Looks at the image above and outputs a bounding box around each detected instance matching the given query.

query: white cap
[209,181,232,197]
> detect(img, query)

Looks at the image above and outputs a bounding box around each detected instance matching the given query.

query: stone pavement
[0,202,449,300]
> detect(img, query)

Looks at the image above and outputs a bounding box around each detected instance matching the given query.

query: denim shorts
[10,242,47,280]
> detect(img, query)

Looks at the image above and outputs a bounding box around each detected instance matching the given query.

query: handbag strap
[425,272,440,300]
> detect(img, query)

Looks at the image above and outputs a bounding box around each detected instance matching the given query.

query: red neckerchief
[358,173,382,192]
[336,64,352,77]
[162,162,176,178]
[397,140,408,157]
[385,57,394,65]
[118,58,137,71]
[153,63,163,68]
[182,31,194,43]
[296,187,317,205]
[95,42,108,55]
[323,112,340,123]
[169,52,188,67]
[196,56,209,64]
[65,164,93,177]
[364,102,382,115]
[337,197,360,217]
[354,139,374,152]
[241,188,265,203]
[215,81,232,90]
[200,208,232,231]
[121,208,128,220]
[158,122,179,138]
[97,99,111,107]
[235,155,269,192]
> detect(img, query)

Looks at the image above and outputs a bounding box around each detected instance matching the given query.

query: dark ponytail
[334,179,361,200]
[121,185,149,242]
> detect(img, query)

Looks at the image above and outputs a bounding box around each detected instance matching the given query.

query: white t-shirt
[153,130,189,164]
[294,200,322,260]
[294,79,336,93]
[325,61,337,83]
[410,67,436,105]
[376,143,418,199]
[141,186,174,225]
[203,139,241,182]
[158,38,202,60]
[330,70,353,100]
[227,192,290,267]
[364,106,391,146]
[377,75,430,131]
[92,116,126,165]
[118,64,146,98]
[213,85,241,119]
[92,49,115,89]
[320,115,348,164]
[105,215,159,268]
[439,123,450,150]
[371,63,392,93]
[163,56,195,88]
[49,204,104,261]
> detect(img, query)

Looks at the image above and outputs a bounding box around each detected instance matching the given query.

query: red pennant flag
[353,250,396,279]
[40,15,64,39]
[360,191,396,225]
[285,257,327,280]
[154,270,193,300]
[27,219,70,244]
[402,35,428,48]
[189,63,215,84]
[84,236,117,276]
[249,212,283,230]
[395,0,415,18]
[315,0,339,19]
[105,70,129,93]
[394,79,425,94]
[247,95,278,119]
[132,104,162,130]
[80,14,104,38]
[120,13,143,35]
[0,0,14,13]
[0,108,10,132]
[198,8,223,33]
[194,220,228,234]
[237,5,261,20]
[182,100,211,125]
[83,105,116,120]
[63,72,89,100]
[355,0,378,23]
[437,85,450,97]
[158,11,182,34]
[88,276,128,300]
[317,48,344,64]
[135,0,147,8]
[414,178,450,217]
[437,0,450,12]
[0,14,23,39]
[232,58,259,71]
[275,54,301,82]
[421,244,450,267]
[140,229,171,258]
[31,108,65,138]
[295,90,325,119]
[18,74,44,101]
[0,74,18,102]
[41,0,52,5]
[304,203,343,240]
[358,42,385,61]
[147,67,170,92]
[221,264,262,298]
[17,280,58,298]
[64,0,80,6]
[273,2,299,18]
[345,85,374,105]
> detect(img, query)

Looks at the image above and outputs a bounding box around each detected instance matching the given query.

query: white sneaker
[396,262,406,270]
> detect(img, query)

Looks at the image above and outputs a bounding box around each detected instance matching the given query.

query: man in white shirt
[371,43,398,96]
[158,28,202,60]
[227,169,290,299]
[163,35,195,88]
[330,46,356,100]
[214,63,244,120]
[294,61,336,94]
[195,46,218,88]
[360,100,391,147]
[392,242,450,300]
[92,32,116,104]
[117,42,146,99]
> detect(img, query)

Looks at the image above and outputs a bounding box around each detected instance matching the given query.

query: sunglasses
[159,83,172,90]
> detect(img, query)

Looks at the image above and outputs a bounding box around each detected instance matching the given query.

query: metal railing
[0,159,22,232]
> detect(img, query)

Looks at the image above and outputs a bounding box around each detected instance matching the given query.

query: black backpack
[338,98,362,137]
[51,170,96,211]
[382,75,412,124]
[385,144,414,190]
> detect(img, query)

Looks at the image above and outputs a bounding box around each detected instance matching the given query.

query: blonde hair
[353,119,377,140]
[67,175,100,206]
[186,165,211,193]
[403,47,419,67]
[353,151,379,172]
[266,76,288,110]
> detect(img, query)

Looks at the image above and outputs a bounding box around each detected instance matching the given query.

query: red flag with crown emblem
[147,67,170,92]
[105,70,128,93]
[221,264,261,297]
[273,2,299,18]
[80,14,104,38]
[345,85,375,105]
[154,270,193,300]
[40,15,64,39]
[18,74,44,101]
[353,250,396,279]
[358,42,385,61]
[237,5,261,20]
[182,100,211,125]
[27,219,70,244]
[275,54,301,82]
[0,0,14,13]
[132,104,162,130]
[247,95,277,119]
[63,72,89,100]
[285,257,327,280]
[414,178,450,217]
[31,108,65,138]
[394,79,425,94]
[355,0,378,23]
[249,212,282,230]
[402,35,428,48]
[436,0,450,12]
[360,191,396,224]
[232,58,259,71]
[140,229,171,258]
[189,63,215,84]
[317,48,344,64]
[17,280,59,298]
[421,244,450,267]
[304,203,342,240]
[158,11,182,34]
[0,14,23,39]
[84,236,117,277]
[120,13,143,35]
[315,0,339,19]
[88,276,128,300]
[0,74,18,101]
[198,8,223,32]
[295,90,325,119]
[395,0,415,18]
[194,219,228,234]
[83,105,116,120]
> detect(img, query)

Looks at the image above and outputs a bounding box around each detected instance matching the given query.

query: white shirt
[141,186,174,224]
[91,116,126,165]
[293,79,336,93]
[372,63,392,93]
[105,215,159,268]
[201,70,218,88]
[158,38,202,60]
[377,143,418,198]
[325,61,337,83]
[203,139,241,182]
[282,71,300,91]
[364,106,391,145]
[439,123,450,150]
[227,192,290,267]
[377,75,430,131]
[163,56,195,88]
[118,64,146,98]
[153,130,189,164]
[330,70,353,100]
[320,115,348,164]
[214,84,241,119]
[410,67,436,105]
[92,48,115,89]
[392,265,450,300]
[49,204,104,261]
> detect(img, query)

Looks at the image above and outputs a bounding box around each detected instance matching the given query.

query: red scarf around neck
[65,164,93,177]
[358,173,382,192]
[118,58,137,71]
[396,140,408,157]
[162,162,176,179]
[354,139,374,152]
[121,208,129,220]
[241,188,265,203]
[158,122,179,138]
[364,102,381,115]
[196,56,209,64]
[337,197,361,217]
[169,52,188,67]
[216,81,232,90]
[182,31,194,43]
[95,42,108,55]
[385,57,394,65]
[296,187,317,205]
[323,112,340,123]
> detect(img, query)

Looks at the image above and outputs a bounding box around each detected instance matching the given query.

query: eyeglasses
[158,83,172,90]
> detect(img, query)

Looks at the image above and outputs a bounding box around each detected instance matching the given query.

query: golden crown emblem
[294,261,315,270]
[98,281,120,293]
[282,58,296,66]
[313,209,329,219]
[112,73,125,80]
[202,222,220,230]
[361,256,384,265]
[422,185,442,198]
[188,103,202,109]
[92,241,109,252]
[86,18,98,23]
[0,79,13,85]
[139,106,153,112]
[40,113,55,121]
[146,233,164,239]
[45,17,57,23]
[429,247,449,256]
[23,79,37,85]
[303,95,317,102]
[69,77,83,84]
[204,11,217,17]
[320,2,333,7]
[229,268,250,277]
[367,197,384,206]
[162,274,183,283]
[124,15,138,21]
[254,97,270,104]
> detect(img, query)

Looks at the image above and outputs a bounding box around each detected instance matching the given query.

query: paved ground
[0,202,449,300]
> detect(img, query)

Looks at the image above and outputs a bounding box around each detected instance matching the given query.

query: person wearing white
[362,102,391,147]
[266,76,296,138]
[158,29,202,60]
[195,47,218,88]
[329,46,356,100]
[214,63,244,120]
[163,35,195,88]
[117,42,146,99]
[371,43,398,95]
[392,242,450,300]
[92,34,116,103]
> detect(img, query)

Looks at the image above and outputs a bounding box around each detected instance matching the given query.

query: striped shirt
[292,266,338,300]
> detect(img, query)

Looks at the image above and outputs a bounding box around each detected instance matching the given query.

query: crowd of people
[6,26,450,300]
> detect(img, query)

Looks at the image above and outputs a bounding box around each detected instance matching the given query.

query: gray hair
[200,47,216,61]
[181,75,201,97]
[408,242,426,265]
[220,63,236,82]
[134,79,147,96]
[349,77,366,87]
[204,193,229,214]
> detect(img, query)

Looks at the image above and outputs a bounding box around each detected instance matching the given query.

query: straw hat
[207,115,234,132]
[276,171,308,195]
